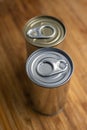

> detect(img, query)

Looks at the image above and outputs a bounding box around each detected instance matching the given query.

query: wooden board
[0,0,87,130]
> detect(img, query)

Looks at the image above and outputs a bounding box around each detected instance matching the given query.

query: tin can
[23,16,66,56]
[26,48,73,115]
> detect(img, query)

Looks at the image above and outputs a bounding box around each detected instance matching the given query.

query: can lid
[23,16,66,47]
[26,48,73,88]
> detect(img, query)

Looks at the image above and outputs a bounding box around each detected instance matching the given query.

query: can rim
[23,15,67,47]
[26,48,74,89]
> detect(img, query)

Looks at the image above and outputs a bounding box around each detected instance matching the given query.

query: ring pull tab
[37,59,68,77]
[27,25,56,39]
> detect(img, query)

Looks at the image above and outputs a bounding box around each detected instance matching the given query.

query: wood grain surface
[0,0,87,130]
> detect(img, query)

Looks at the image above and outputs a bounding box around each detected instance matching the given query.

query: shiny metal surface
[26,48,73,115]
[36,59,68,76]
[27,25,56,39]
[23,15,66,47]
[26,48,73,87]
[28,80,70,115]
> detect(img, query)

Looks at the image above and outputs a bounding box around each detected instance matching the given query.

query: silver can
[26,48,73,115]
[23,15,66,56]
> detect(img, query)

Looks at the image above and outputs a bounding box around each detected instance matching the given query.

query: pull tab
[27,25,56,39]
[37,59,68,77]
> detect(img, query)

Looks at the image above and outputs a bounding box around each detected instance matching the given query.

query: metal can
[23,16,66,56]
[26,48,73,115]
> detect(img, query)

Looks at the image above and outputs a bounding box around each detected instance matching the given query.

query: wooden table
[0,0,87,130]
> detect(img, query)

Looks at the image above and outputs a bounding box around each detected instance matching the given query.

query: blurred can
[23,15,66,56]
[26,48,73,115]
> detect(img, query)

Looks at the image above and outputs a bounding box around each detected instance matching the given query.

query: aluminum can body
[28,80,70,115]
[26,48,73,115]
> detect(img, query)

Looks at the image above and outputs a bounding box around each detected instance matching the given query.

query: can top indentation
[24,16,66,47]
[26,48,73,88]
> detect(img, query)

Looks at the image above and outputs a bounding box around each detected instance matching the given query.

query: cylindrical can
[26,48,73,115]
[23,16,66,56]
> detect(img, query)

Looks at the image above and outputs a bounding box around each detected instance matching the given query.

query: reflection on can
[26,48,73,115]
